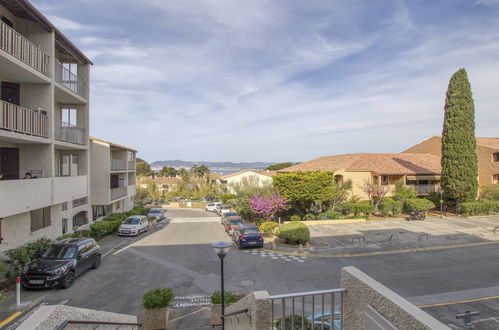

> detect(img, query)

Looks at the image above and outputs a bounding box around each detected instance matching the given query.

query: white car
[220,207,232,216]
[118,216,149,236]
[205,203,221,212]
[147,208,165,220]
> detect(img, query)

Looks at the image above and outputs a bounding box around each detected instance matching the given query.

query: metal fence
[111,159,127,171]
[111,186,127,201]
[55,120,86,145]
[55,59,88,98]
[0,100,48,137]
[0,21,49,75]
[407,184,440,195]
[269,288,345,330]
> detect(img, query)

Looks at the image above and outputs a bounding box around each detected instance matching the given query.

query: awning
[406,175,441,181]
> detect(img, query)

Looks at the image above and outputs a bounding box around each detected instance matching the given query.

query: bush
[338,202,356,216]
[425,192,442,208]
[276,222,310,245]
[56,229,92,241]
[259,221,278,236]
[481,185,499,201]
[143,288,175,310]
[275,314,321,330]
[325,210,341,219]
[460,201,499,216]
[147,216,157,222]
[379,198,403,216]
[393,182,417,202]
[302,213,316,221]
[90,219,122,239]
[5,238,52,277]
[354,202,374,217]
[210,290,243,304]
[318,212,330,220]
[405,198,436,212]
[290,215,301,221]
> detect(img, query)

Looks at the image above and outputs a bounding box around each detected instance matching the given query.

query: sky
[32,0,499,163]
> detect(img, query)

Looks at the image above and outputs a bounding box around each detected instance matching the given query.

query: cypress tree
[441,68,478,203]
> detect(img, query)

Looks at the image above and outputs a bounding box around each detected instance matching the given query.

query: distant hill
[150,160,277,175]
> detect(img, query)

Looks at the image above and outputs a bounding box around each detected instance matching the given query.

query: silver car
[119,216,149,236]
[147,208,165,220]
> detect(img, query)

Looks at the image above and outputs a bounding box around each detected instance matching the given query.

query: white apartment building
[0,0,93,252]
[89,137,136,220]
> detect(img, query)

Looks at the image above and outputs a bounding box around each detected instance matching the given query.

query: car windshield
[242,228,260,235]
[225,212,238,217]
[123,217,141,224]
[42,245,77,259]
[230,219,243,225]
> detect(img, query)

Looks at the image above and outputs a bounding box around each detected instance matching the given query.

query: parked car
[118,216,149,236]
[147,208,165,220]
[221,212,239,223]
[224,216,244,234]
[232,224,264,249]
[205,203,221,212]
[220,206,232,216]
[21,238,101,289]
[214,204,227,214]
[308,311,341,330]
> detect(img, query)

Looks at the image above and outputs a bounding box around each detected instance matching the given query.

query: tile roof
[219,170,276,180]
[476,137,499,151]
[280,153,441,175]
[90,137,137,152]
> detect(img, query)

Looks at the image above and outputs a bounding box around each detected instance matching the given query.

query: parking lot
[3,210,499,329]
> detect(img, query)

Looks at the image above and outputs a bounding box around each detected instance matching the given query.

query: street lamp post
[211,241,231,330]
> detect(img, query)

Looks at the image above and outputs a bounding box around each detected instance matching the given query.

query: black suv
[21,237,101,289]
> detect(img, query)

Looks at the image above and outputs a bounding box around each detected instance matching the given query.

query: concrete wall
[89,139,111,205]
[224,291,272,330]
[225,172,273,193]
[341,266,450,330]
[0,178,52,218]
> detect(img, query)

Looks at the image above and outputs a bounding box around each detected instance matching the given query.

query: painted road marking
[172,295,211,308]
[418,295,499,309]
[243,250,307,262]
[168,307,210,323]
[0,312,21,328]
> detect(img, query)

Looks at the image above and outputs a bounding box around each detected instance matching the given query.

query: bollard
[456,310,479,328]
[16,276,21,306]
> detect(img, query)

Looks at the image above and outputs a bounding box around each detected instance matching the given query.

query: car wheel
[61,271,75,289]
[92,255,101,269]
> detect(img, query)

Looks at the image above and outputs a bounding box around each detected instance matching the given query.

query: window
[381,176,389,185]
[31,207,51,232]
[494,175,499,184]
[494,153,499,162]
[61,108,77,126]
[62,202,68,211]
[63,63,78,81]
[60,154,78,176]
[73,197,88,208]
[62,218,68,234]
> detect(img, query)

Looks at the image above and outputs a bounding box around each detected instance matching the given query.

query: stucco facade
[218,170,275,193]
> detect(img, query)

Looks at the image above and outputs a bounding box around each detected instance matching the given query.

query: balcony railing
[407,184,440,195]
[111,159,127,171]
[0,21,49,75]
[111,186,127,201]
[55,60,87,99]
[128,160,135,170]
[0,100,48,137]
[55,120,85,145]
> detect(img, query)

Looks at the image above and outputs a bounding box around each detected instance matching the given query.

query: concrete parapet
[225,290,272,330]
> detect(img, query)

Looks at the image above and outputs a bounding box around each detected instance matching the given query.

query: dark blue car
[232,224,264,249]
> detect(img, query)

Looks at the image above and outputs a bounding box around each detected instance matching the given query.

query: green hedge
[276,222,310,245]
[354,202,374,217]
[56,230,92,241]
[379,198,403,216]
[302,213,316,221]
[143,288,174,309]
[290,215,301,221]
[90,219,122,239]
[405,198,436,212]
[460,201,499,216]
[210,290,243,304]
[338,202,356,216]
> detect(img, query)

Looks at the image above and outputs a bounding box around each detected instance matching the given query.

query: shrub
[481,185,499,201]
[318,212,330,220]
[210,290,243,304]
[275,314,320,330]
[290,215,301,221]
[393,182,417,202]
[338,202,356,216]
[259,221,278,236]
[56,229,92,241]
[379,198,403,216]
[302,213,316,221]
[354,202,374,217]
[90,219,122,239]
[460,201,499,216]
[143,288,175,310]
[405,198,436,212]
[254,219,265,227]
[276,222,310,245]
[5,238,52,276]
[147,216,157,222]
[425,192,442,208]
[325,210,342,219]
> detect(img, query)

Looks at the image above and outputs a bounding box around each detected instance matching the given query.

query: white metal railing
[111,159,127,171]
[407,184,440,195]
[55,59,87,99]
[269,288,345,330]
[0,100,48,137]
[55,120,85,145]
[110,186,127,201]
[128,160,135,170]
[0,21,49,75]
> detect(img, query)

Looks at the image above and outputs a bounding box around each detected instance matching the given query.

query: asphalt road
[5,209,499,329]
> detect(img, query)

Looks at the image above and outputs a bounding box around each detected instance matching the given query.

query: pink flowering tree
[248,192,288,222]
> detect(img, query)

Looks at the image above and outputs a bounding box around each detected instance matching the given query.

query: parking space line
[418,295,499,308]
[0,312,21,328]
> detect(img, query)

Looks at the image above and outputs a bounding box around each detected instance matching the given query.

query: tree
[191,165,210,177]
[441,68,478,203]
[329,179,353,211]
[248,192,288,222]
[136,158,152,177]
[158,166,178,177]
[359,179,391,211]
[265,162,293,171]
[230,176,273,198]
[273,171,336,213]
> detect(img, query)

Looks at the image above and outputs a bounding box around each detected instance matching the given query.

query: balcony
[55,120,86,145]
[55,60,87,99]
[128,160,135,170]
[0,21,49,76]
[0,100,48,138]
[0,178,52,218]
[111,186,127,201]
[53,176,88,204]
[111,159,127,171]
[407,184,440,195]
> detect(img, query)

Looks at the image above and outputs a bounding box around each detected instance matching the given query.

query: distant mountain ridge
[150,160,276,174]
